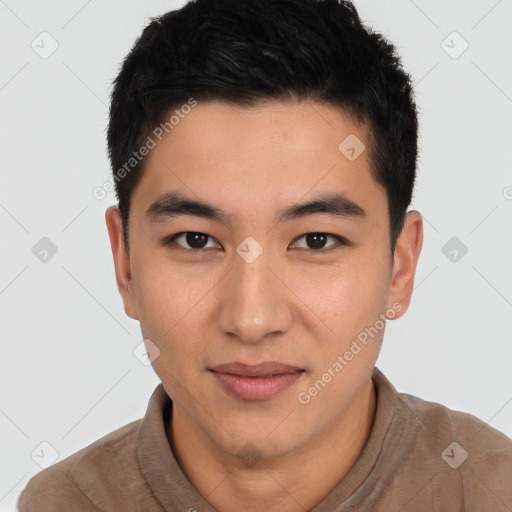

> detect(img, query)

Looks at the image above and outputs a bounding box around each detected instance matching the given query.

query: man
[17,0,512,510]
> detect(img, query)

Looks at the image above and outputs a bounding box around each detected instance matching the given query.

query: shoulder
[17,419,144,512]
[374,368,512,457]
[371,370,512,508]
[394,389,512,503]
[397,389,512,453]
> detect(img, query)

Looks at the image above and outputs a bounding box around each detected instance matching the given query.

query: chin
[210,420,308,462]
[229,438,297,464]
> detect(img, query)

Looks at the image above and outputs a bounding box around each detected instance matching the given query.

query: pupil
[187,232,207,248]
[307,233,325,249]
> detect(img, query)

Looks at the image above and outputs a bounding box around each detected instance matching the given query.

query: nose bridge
[217,238,292,343]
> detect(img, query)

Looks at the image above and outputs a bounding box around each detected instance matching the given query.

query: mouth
[209,362,305,400]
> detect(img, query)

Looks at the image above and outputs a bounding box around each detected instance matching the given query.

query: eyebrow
[145,191,366,225]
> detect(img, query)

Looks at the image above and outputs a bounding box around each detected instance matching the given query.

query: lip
[210,361,303,377]
[209,361,305,400]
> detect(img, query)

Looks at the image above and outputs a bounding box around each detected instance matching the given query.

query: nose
[216,244,293,344]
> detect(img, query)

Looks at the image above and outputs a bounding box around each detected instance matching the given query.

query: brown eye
[165,232,221,250]
[291,233,347,251]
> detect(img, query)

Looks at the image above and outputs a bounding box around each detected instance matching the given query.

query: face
[106,100,422,460]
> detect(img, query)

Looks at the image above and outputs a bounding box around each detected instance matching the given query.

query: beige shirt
[17,367,512,511]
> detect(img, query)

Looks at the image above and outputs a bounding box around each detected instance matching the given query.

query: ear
[386,210,423,319]
[105,206,139,320]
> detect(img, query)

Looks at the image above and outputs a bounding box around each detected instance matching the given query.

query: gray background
[1,0,511,510]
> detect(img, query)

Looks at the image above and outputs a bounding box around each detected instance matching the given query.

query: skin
[106,100,423,512]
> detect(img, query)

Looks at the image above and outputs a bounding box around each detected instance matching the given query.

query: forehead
[132,100,386,226]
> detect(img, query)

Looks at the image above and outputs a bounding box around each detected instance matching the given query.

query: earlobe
[105,206,139,320]
[386,210,423,319]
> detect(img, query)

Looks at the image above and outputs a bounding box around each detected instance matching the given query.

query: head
[105,0,422,460]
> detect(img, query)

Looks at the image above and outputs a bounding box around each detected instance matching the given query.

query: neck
[168,378,376,512]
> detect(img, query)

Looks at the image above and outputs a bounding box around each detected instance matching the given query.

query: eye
[291,232,348,252]
[164,232,221,251]
[162,231,349,253]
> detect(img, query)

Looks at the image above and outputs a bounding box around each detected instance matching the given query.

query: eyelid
[162,231,221,250]
[291,233,349,251]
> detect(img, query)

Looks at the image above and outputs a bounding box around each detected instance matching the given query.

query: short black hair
[107,0,418,253]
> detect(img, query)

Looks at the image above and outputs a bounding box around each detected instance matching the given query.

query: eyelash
[162,231,350,253]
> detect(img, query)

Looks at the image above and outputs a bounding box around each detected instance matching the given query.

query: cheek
[132,261,212,382]
[133,255,199,335]
[315,250,391,346]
